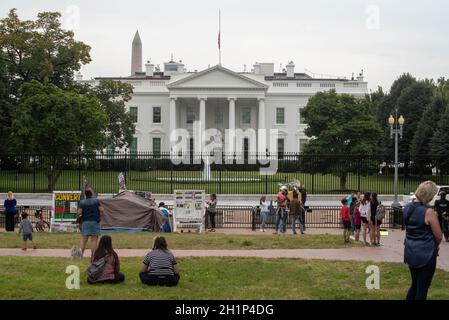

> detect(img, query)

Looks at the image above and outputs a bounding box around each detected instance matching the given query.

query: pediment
[167,65,267,90]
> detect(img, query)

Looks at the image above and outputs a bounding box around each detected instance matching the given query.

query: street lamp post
[388,110,405,207]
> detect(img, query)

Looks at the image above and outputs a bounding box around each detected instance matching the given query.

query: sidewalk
[1,231,448,271]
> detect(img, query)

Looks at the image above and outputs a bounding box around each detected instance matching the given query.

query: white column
[258,97,266,154]
[258,98,265,130]
[199,97,206,152]
[169,97,177,151]
[228,97,235,130]
[227,97,236,155]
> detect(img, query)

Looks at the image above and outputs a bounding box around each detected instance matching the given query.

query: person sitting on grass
[19,212,37,251]
[139,236,180,287]
[340,198,351,244]
[87,235,125,285]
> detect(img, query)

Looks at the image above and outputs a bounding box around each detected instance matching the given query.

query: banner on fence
[51,191,81,232]
[172,190,205,232]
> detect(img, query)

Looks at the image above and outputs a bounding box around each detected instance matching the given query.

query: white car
[404,185,449,207]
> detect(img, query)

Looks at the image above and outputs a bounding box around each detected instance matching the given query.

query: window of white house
[277,138,285,159]
[298,108,305,124]
[215,109,223,125]
[299,139,309,153]
[241,107,251,124]
[153,137,161,155]
[276,108,285,124]
[129,106,138,123]
[186,107,195,124]
[130,137,138,154]
[153,106,161,123]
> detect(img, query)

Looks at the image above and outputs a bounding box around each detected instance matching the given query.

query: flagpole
[219,9,221,66]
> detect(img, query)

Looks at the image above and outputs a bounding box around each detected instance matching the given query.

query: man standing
[435,191,449,242]
[77,188,104,258]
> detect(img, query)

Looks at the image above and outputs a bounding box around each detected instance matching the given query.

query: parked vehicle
[405,185,449,207]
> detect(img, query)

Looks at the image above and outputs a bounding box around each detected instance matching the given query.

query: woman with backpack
[87,235,125,284]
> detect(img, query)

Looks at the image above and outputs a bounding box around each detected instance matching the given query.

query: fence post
[78,153,81,191]
[33,155,36,193]
[265,174,268,195]
[219,167,222,194]
[170,160,173,194]
[312,173,315,194]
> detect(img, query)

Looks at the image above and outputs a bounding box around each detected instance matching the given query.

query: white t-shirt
[260,201,270,212]
[359,201,371,218]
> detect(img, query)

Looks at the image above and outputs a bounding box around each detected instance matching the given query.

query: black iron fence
[0,205,404,230]
[1,152,448,194]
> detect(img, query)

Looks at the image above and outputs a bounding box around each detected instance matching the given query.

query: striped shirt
[143,249,177,276]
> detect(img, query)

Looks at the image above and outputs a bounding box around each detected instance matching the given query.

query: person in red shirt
[340,198,351,244]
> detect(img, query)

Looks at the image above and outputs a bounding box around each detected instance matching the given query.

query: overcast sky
[2,0,448,91]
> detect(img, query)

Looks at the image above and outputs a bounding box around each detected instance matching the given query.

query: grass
[1,256,449,299]
[0,232,360,249]
[1,169,439,194]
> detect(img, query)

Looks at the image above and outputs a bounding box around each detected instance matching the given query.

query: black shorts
[355,224,361,230]
[371,217,382,226]
[361,217,369,224]
[342,220,351,230]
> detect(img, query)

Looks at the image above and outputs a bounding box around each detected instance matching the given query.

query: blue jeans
[260,211,268,230]
[275,208,287,233]
[291,216,304,234]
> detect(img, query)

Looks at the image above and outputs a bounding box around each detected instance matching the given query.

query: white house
[77,31,368,155]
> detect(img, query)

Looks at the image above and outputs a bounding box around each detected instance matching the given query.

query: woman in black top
[370,193,380,246]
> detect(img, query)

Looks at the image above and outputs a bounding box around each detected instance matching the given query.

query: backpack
[375,203,386,220]
[86,255,109,280]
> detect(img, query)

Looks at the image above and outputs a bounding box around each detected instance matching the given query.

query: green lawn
[1,169,438,194]
[0,232,359,249]
[1,256,448,299]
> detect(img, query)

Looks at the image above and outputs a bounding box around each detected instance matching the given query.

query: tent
[98,191,166,232]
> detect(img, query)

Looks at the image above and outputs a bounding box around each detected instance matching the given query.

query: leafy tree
[0,8,91,96]
[301,90,382,190]
[395,80,435,156]
[9,81,108,190]
[375,73,417,155]
[0,53,11,152]
[431,90,449,173]
[411,81,449,173]
[91,80,135,149]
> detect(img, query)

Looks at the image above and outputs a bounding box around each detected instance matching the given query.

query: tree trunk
[47,160,62,191]
[339,172,348,191]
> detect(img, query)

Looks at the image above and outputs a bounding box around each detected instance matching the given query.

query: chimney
[131,30,142,75]
[75,72,83,81]
[145,60,154,77]
[286,61,295,78]
[357,69,364,81]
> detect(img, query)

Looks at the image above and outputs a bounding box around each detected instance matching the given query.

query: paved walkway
[1,230,448,271]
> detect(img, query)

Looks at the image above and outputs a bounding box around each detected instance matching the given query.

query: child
[19,212,37,251]
[340,198,351,244]
[353,199,362,242]
[259,196,270,232]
